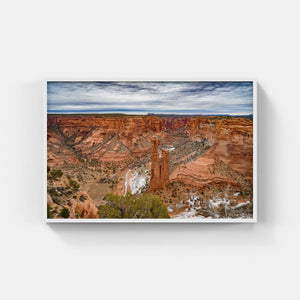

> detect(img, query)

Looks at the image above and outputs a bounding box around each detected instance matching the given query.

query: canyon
[47,114,253,219]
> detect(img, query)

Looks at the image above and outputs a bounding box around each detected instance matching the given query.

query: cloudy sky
[47,81,253,115]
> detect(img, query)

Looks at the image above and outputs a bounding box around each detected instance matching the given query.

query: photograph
[46,81,256,222]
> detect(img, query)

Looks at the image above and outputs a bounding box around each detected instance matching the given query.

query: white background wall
[1,0,300,299]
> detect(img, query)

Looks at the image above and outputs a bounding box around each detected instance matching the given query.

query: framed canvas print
[44,80,257,223]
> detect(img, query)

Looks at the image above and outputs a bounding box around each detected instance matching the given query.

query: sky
[47,81,253,115]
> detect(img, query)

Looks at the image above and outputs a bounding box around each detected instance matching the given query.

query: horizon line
[47,112,253,116]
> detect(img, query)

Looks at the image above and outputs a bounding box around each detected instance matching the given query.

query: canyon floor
[47,114,253,220]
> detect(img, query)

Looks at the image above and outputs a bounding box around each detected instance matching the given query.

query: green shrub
[48,187,61,204]
[79,194,87,202]
[69,178,80,191]
[98,193,170,219]
[49,169,63,180]
[59,207,70,218]
[48,187,58,197]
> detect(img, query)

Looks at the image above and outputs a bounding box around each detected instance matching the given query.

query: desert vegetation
[98,193,169,218]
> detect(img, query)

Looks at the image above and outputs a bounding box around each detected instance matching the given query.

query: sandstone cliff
[47,114,253,218]
[149,138,170,191]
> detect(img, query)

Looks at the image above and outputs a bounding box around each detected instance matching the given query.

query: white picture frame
[44,80,257,223]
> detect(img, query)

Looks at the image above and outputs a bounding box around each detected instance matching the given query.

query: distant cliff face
[47,114,253,192]
[47,115,166,166]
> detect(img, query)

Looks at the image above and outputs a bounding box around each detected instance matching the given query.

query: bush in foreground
[98,193,170,219]
[59,207,70,218]
[48,169,63,180]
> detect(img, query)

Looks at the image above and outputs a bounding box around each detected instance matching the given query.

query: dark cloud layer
[47,81,253,115]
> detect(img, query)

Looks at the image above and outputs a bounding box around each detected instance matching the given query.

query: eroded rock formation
[73,192,98,219]
[149,137,170,191]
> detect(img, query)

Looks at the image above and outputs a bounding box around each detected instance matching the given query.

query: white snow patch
[175,209,209,220]
[210,198,230,207]
[167,207,173,213]
[129,169,150,194]
[174,193,252,219]
[233,201,250,209]
[187,193,200,207]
